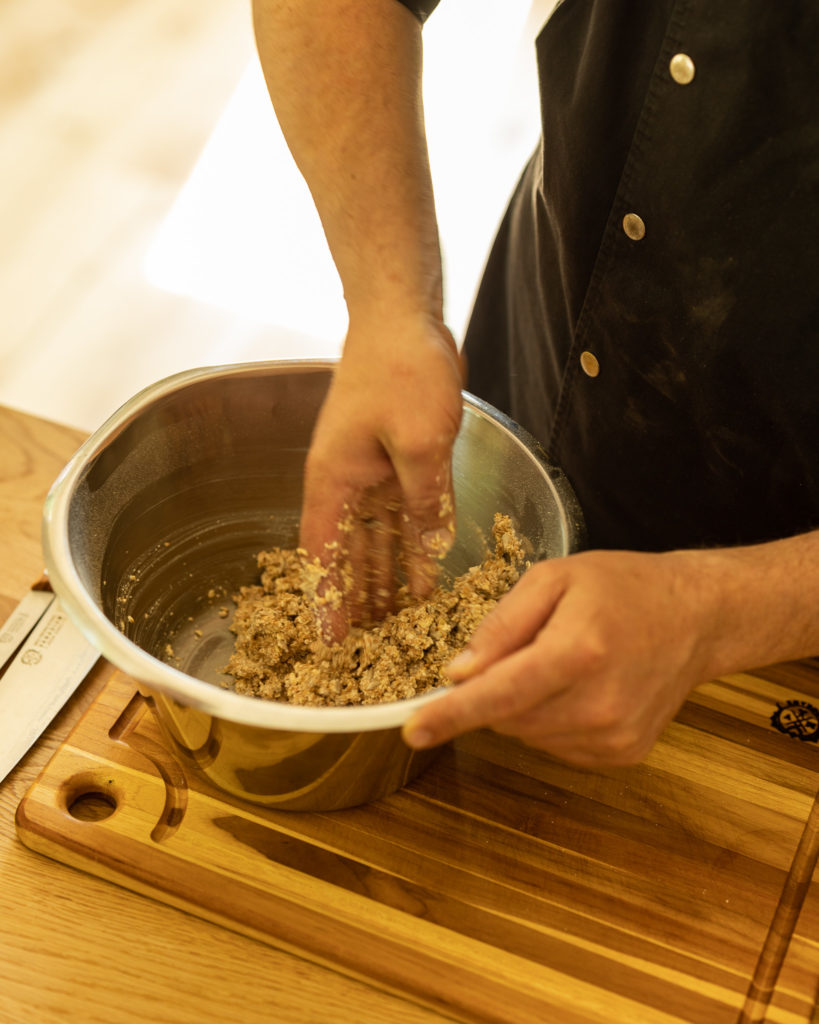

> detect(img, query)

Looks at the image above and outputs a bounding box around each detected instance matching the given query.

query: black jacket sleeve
[392,0,440,24]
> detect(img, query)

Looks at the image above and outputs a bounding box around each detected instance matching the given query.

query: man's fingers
[402,644,563,749]
[399,500,443,599]
[299,453,362,641]
[386,427,459,597]
[402,485,456,598]
[301,464,404,634]
[447,562,567,681]
[343,516,370,629]
[299,448,352,557]
[363,486,400,624]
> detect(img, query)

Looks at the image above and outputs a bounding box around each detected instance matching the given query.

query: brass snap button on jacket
[580,351,600,377]
[669,53,696,84]
[622,213,646,240]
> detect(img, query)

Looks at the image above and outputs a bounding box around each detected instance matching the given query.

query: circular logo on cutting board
[771,700,819,742]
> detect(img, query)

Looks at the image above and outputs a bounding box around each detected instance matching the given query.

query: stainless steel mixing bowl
[43,361,584,810]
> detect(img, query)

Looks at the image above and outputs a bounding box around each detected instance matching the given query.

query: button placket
[589,48,697,383]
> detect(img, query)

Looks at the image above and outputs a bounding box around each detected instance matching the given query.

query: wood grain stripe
[739,789,819,1024]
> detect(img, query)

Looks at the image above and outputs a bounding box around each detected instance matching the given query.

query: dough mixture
[224,513,526,706]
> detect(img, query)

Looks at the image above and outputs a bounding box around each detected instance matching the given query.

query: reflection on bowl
[43,361,584,809]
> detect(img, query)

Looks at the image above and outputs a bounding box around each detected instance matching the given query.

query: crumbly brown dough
[223,513,526,706]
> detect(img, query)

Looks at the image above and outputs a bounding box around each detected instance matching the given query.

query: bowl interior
[52,363,582,700]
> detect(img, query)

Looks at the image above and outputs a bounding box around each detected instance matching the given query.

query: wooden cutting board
[15,665,819,1024]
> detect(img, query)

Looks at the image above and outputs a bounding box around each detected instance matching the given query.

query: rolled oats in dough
[223,513,526,706]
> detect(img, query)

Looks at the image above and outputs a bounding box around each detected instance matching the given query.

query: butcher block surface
[15,665,819,1024]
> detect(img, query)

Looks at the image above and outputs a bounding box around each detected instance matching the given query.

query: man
[252,0,819,766]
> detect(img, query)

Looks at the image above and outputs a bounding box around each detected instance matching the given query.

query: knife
[0,576,54,673]
[0,583,99,783]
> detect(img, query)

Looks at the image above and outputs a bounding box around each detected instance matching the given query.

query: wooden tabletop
[0,404,445,1024]
[3,402,819,1024]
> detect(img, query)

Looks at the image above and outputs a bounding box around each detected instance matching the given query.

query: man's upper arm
[392,0,440,24]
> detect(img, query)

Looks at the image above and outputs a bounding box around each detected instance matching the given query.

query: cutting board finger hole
[62,771,121,823]
[68,790,116,822]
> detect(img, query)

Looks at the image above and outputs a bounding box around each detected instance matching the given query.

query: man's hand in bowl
[299,314,464,641]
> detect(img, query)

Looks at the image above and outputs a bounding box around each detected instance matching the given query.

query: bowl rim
[42,359,584,733]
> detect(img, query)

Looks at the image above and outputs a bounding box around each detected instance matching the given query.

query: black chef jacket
[397,0,819,552]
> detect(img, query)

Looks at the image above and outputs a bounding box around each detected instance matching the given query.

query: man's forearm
[694,528,819,676]
[253,0,444,326]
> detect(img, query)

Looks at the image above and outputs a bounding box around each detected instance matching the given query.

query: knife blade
[0,593,99,783]
[0,577,55,673]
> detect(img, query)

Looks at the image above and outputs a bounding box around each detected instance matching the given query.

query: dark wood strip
[739,789,819,1023]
